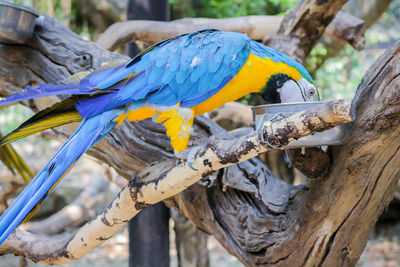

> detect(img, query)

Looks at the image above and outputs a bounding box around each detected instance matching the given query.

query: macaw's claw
[174,146,203,171]
[187,161,198,171]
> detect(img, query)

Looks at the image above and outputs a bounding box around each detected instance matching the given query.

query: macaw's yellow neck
[193,53,302,115]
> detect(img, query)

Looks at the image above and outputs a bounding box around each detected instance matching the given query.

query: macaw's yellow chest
[193,53,302,115]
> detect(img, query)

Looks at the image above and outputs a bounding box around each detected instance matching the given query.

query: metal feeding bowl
[252,101,350,148]
[0,1,39,44]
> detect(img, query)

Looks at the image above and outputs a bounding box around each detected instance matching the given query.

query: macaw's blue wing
[121,29,251,108]
[77,30,252,117]
[0,108,121,245]
[0,29,253,245]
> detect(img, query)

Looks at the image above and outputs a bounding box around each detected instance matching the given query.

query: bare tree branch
[172,210,209,267]
[96,12,365,52]
[0,100,351,264]
[264,0,350,62]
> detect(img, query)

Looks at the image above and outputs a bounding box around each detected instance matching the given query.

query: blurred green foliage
[0,105,33,134]
[170,0,298,18]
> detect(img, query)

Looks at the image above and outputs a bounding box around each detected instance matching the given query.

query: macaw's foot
[174,146,203,171]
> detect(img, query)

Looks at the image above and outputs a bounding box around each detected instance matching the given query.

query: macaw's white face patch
[279,78,319,103]
[279,79,304,103]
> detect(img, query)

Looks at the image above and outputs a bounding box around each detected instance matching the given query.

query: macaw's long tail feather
[0,84,83,107]
[0,98,82,147]
[0,69,100,107]
[0,109,121,245]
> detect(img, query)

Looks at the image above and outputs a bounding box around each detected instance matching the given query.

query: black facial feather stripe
[260,73,290,104]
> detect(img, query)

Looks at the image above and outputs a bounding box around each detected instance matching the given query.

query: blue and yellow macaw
[0,29,319,245]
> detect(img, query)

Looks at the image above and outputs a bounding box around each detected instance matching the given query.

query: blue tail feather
[0,109,121,245]
[0,84,84,107]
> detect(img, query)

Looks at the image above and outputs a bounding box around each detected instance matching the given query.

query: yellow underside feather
[154,108,194,152]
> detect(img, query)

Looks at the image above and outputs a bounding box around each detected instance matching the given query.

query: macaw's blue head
[249,40,320,104]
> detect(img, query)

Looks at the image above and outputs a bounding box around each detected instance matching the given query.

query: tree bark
[172,210,209,267]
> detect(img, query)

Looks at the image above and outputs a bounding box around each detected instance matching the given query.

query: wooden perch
[96,12,365,51]
[0,100,351,264]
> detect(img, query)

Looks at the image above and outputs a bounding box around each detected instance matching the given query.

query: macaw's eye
[308,88,316,97]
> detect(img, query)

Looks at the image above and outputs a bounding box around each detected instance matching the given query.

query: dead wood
[172,210,210,267]
[0,98,351,264]
[96,12,364,52]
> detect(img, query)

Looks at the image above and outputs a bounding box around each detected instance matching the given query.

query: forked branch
[0,100,352,264]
